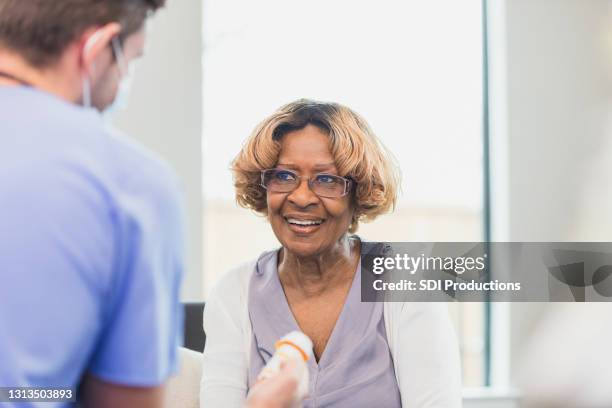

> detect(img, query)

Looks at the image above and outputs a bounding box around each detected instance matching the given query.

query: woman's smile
[284,214,326,234]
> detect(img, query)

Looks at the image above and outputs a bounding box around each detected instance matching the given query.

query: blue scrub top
[0,86,185,407]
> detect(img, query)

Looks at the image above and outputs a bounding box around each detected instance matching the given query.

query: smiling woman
[200,99,462,407]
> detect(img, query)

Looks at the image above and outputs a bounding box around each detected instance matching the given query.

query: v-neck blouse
[247,250,402,407]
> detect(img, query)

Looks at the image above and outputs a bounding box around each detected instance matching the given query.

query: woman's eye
[316,175,336,184]
[275,171,296,181]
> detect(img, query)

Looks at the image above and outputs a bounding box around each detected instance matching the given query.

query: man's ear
[81,23,122,77]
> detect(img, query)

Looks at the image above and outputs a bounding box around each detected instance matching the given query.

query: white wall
[112,3,204,301]
[488,0,612,395]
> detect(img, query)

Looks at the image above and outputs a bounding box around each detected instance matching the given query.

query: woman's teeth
[286,218,323,226]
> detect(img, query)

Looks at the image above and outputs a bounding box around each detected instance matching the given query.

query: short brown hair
[232,99,401,233]
[0,0,165,67]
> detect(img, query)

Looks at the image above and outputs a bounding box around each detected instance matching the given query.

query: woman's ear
[80,22,122,77]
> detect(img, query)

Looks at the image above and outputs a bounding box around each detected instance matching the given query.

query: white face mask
[81,35,134,115]
[103,37,134,118]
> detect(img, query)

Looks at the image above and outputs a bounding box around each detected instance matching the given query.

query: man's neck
[0,50,79,103]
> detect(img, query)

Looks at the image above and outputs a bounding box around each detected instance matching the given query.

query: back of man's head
[0,0,165,68]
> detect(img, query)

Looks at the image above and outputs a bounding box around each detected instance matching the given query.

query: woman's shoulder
[207,249,278,301]
[383,302,456,352]
[384,302,452,322]
[204,251,277,337]
[208,261,254,304]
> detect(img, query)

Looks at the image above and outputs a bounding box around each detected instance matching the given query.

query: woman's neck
[278,235,360,296]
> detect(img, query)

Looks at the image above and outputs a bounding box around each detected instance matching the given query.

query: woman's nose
[287,178,319,208]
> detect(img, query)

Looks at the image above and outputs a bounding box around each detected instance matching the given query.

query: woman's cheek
[266,193,283,214]
[322,198,353,219]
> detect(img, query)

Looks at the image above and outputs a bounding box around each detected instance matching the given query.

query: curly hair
[232,99,401,233]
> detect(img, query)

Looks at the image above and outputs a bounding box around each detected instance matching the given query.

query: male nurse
[0,1,184,407]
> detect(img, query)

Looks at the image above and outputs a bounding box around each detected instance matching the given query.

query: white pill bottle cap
[257,331,314,408]
[275,331,314,362]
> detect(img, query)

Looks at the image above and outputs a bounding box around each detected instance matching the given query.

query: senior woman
[200,99,462,407]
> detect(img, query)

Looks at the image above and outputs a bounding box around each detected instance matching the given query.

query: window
[202,0,486,386]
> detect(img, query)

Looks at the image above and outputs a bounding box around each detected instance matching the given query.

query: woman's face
[267,124,355,258]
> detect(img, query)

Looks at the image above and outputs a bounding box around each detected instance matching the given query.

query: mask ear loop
[81,77,91,107]
[81,29,105,108]
[110,37,128,78]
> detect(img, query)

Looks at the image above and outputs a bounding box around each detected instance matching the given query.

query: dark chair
[183,302,206,353]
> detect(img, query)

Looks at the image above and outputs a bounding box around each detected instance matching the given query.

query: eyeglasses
[260,169,353,198]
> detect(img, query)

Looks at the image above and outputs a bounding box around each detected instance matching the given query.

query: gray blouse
[247,249,402,407]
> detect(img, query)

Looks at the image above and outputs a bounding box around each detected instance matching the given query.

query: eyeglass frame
[259,168,354,198]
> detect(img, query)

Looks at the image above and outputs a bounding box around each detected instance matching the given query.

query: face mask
[80,33,134,114]
[103,37,134,118]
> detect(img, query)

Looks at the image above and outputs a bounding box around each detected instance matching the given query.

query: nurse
[201,99,462,407]
[0,1,183,407]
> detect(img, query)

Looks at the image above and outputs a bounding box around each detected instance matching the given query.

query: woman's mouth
[284,217,325,233]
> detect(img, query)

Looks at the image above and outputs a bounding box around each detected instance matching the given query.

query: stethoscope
[0,71,32,87]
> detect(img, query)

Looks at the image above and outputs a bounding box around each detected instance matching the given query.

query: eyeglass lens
[262,169,348,197]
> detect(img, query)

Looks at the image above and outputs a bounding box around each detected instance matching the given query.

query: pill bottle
[257,331,313,407]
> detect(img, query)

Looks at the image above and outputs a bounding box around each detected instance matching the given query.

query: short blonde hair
[232,99,400,232]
